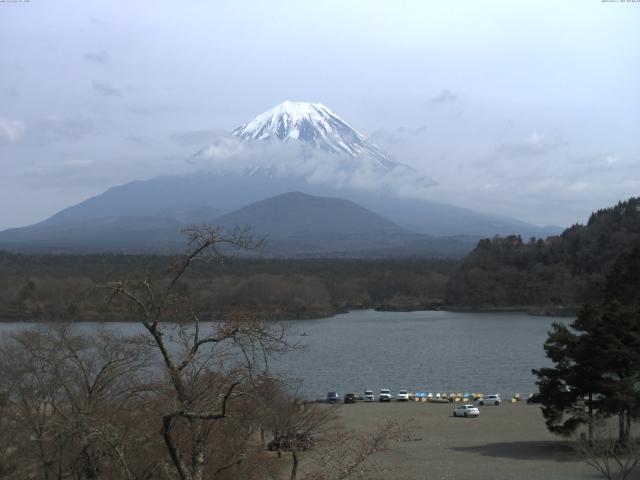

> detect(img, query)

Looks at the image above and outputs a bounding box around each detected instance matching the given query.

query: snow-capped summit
[231,101,399,170]
[194,100,431,197]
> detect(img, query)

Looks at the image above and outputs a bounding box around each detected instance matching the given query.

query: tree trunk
[82,445,99,479]
[162,416,189,480]
[290,448,299,480]
[191,418,206,480]
[37,441,50,480]
[587,392,593,442]
[618,409,627,443]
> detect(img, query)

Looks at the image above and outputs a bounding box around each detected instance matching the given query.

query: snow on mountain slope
[230,101,399,170]
[194,101,434,196]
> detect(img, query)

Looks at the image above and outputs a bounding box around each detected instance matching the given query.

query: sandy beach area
[302,401,608,480]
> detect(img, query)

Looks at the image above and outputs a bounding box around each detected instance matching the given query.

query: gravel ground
[327,401,608,480]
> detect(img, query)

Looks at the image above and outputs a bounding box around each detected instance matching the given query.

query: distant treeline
[0,254,457,321]
[445,197,640,311]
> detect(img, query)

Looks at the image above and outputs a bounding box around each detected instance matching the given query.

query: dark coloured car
[344,393,357,404]
[327,391,339,403]
[527,393,544,404]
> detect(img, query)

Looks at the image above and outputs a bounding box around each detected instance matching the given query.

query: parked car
[364,390,375,401]
[379,389,392,402]
[527,393,543,404]
[453,404,480,417]
[344,393,357,404]
[478,394,501,406]
[267,432,313,452]
[396,389,409,401]
[327,391,339,403]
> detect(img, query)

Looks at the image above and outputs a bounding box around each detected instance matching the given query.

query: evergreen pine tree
[534,249,640,442]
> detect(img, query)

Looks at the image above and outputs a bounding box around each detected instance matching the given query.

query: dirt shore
[318,401,604,480]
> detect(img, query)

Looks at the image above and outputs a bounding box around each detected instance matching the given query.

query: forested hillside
[0,255,456,321]
[445,197,640,311]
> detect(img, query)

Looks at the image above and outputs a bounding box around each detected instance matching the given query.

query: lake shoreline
[0,304,578,323]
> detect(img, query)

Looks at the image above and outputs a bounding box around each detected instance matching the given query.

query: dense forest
[445,197,640,312]
[0,254,456,321]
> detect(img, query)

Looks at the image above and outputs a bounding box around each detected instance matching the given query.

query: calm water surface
[0,310,566,398]
[279,309,565,398]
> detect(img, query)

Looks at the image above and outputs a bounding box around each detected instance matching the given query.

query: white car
[396,389,409,401]
[478,394,501,406]
[364,390,375,401]
[453,404,480,417]
[379,389,392,402]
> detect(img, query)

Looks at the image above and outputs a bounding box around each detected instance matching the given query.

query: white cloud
[193,137,248,162]
[83,50,109,65]
[64,158,94,167]
[170,129,226,147]
[0,117,26,143]
[190,138,436,200]
[495,132,568,158]
[7,115,97,146]
[92,81,121,97]
[428,89,458,105]
[567,181,590,192]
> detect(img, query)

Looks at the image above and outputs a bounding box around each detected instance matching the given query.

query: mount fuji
[230,101,399,170]
[0,101,561,255]
[192,101,434,195]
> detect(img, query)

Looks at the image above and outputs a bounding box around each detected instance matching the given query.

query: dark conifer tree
[534,249,640,442]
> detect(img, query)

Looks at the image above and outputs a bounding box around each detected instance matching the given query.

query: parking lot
[328,401,600,480]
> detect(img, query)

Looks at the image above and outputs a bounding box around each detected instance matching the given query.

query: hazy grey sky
[1,0,638,230]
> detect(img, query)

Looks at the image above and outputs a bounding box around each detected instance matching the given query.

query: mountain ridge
[0,101,563,252]
[0,191,476,257]
[213,191,404,238]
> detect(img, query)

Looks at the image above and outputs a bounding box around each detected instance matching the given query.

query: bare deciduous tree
[575,425,640,480]
[0,326,161,480]
[251,379,337,480]
[90,226,290,480]
[302,420,410,480]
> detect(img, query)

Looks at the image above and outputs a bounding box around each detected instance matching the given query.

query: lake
[0,310,565,399]
[279,310,564,398]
